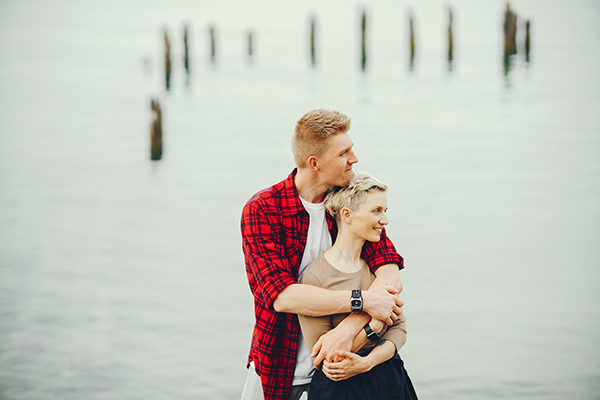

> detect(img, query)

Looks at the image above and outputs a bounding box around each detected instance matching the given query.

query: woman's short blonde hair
[324,171,388,221]
[292,109,352,167]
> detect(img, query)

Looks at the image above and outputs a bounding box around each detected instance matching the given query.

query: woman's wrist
[369,319,385,333]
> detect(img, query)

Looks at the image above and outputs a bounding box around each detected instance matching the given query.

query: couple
[240,109,417,400]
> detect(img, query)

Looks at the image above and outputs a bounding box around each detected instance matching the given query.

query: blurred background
[1,0,599,399]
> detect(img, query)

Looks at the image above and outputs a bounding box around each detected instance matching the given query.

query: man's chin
[340,173,354,186]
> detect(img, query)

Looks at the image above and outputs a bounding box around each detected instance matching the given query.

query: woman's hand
[321,350,373,381]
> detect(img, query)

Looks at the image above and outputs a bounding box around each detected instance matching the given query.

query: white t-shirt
[293,197,333,385]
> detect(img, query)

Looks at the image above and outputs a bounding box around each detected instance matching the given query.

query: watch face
[351,299,361,308]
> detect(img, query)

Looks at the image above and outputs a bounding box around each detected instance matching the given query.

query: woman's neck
[325,229,365,273]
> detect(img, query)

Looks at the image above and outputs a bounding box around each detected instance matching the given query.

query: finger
[394,296,404,307]
[314,350,326,369]
[311,336,323,358]
[334,350,354,359]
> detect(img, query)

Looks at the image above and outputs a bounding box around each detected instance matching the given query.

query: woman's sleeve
[379,310,408,352]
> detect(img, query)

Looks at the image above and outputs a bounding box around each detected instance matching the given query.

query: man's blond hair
[292,109,352,168]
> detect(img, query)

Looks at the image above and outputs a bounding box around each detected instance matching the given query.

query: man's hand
[362,283,404,325]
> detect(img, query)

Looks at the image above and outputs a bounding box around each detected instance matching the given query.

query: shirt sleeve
[297,270,333,353]
[241,197,297,310]
[361,228,404,274]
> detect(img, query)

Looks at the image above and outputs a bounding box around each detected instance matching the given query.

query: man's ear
[308,156,319,171]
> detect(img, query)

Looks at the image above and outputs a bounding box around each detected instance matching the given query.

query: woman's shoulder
[302,252,330,276]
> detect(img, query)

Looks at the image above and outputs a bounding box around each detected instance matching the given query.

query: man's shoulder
[244,176,288,210]
[243,170,299,211]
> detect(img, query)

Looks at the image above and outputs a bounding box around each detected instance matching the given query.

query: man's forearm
[273,283,352,316]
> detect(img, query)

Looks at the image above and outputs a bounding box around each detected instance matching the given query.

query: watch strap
[363,323,381,342]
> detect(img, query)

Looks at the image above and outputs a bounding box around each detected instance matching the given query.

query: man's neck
[294,167,329,204]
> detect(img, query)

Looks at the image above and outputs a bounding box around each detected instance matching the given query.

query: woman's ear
[341,207,352,224]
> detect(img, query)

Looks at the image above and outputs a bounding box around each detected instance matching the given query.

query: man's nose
[348,150,358,164]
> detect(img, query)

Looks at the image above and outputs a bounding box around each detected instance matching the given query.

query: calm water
[1,0,599,399]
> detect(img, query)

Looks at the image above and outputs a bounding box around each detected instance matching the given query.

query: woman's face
[348,191,389,242]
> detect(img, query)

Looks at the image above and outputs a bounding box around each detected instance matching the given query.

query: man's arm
[273,281,402,318]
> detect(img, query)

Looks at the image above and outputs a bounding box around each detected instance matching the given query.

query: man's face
[316,133,359,187]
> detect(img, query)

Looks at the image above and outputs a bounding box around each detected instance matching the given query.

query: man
[241,109,404,400]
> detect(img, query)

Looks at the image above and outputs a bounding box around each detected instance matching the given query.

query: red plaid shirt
[241,169,404,400]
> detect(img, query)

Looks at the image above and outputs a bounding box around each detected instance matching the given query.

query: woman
[298,171,418,400]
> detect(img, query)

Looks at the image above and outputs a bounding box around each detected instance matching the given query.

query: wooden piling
[164,30,171,90]
[183,24,190,74]
[361,9,367,71]
[525,20,531,61]
[448,7,454,64]
[503,3,517,56]
[310,16,316,67]
[247,30,254,57]
[150,99,162,161]
[409,15,415,70]
[210,25,216,62]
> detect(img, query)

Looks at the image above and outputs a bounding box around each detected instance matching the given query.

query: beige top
[298,252,407,355]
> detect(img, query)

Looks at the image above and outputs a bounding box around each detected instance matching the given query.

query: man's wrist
[350,289,363,312]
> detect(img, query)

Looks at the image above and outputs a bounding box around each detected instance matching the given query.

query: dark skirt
[308,355,418,400]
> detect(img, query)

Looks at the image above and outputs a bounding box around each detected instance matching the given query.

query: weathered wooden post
[150,99,162,161]
[183,23,190,74]
[448,7,454,65]
[361,9,367,71]
[310,15,316,67]
[164,30,171,90]
[503,3,517,56]
[525,20,531,62]
[210,25,216,62]
[409,15,415,70]
[247,30,254,58]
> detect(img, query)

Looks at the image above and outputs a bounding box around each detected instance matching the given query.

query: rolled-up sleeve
[362,228,404,273]
[241,198,297,310]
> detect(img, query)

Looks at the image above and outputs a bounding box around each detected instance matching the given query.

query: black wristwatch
[363,323,381,342]
[350,289,363,312]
